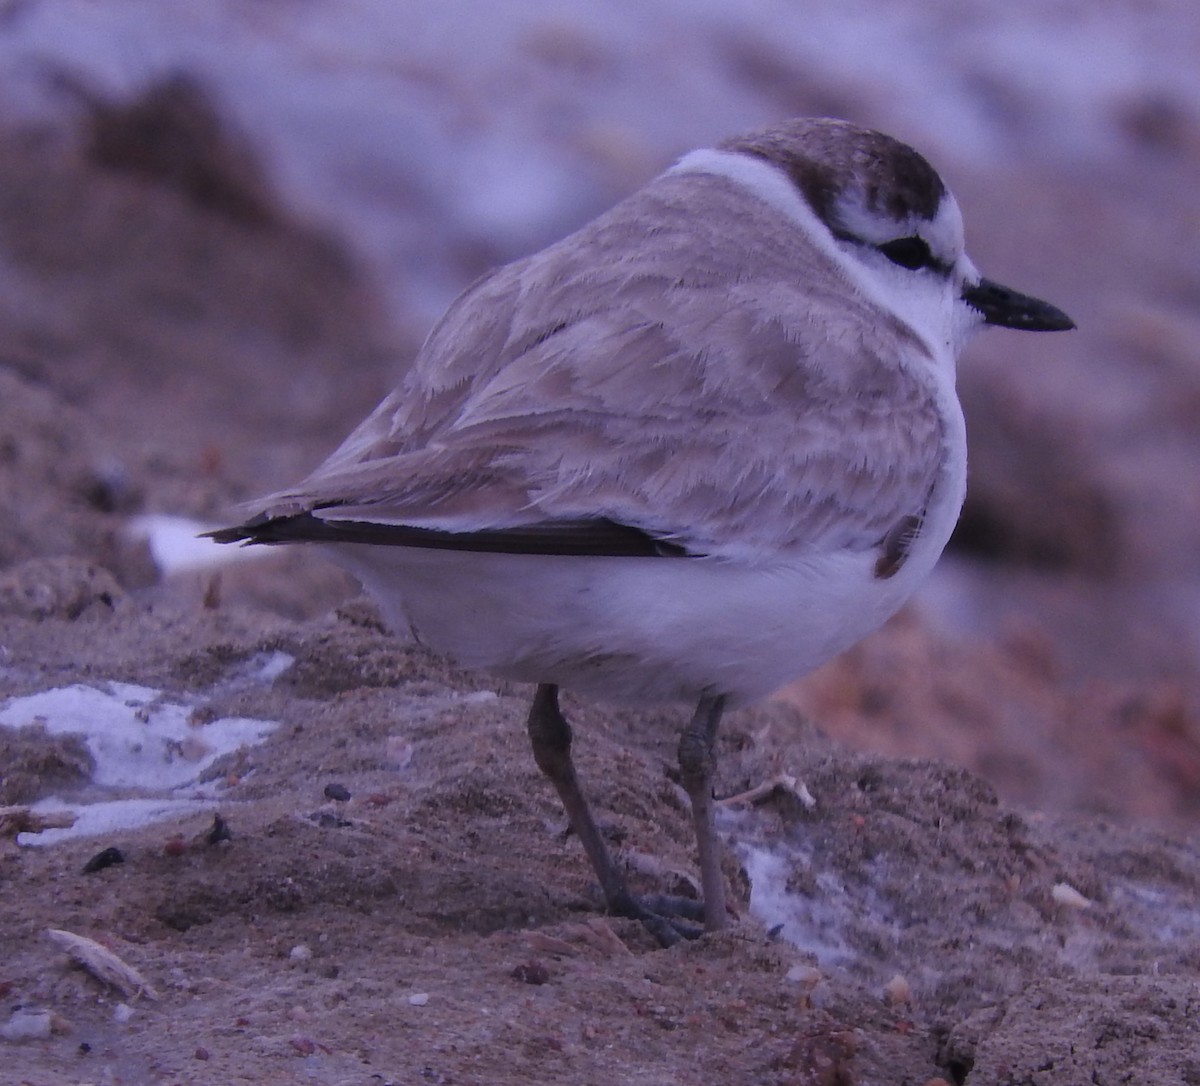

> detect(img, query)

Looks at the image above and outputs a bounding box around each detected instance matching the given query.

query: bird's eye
[878,236,935,270]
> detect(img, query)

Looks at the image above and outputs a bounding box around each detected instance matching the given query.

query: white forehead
[834,188,965,259]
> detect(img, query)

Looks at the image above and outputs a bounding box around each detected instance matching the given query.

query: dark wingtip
[202,510,285,545]
[201,512,694,557]
[202,525,253,545]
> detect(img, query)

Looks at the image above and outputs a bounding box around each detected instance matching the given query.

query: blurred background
[1,0,1198,822]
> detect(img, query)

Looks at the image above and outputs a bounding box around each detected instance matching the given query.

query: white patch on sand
[0,679,282,845]
[736,841,857,965]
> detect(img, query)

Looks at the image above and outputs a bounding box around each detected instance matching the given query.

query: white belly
[324,517,952,708]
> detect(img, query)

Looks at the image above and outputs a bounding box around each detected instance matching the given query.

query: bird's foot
[610,891,708,948]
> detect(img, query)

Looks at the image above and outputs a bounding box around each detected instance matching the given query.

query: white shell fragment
[1051,882,1094,910]
[46,928,160,1001]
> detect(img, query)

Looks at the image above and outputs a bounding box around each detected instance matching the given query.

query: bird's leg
[526,683,701,946]
[526,683,632,910]
[677,693,728,932]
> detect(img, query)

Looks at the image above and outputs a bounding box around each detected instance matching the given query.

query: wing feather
[237,171,947,558]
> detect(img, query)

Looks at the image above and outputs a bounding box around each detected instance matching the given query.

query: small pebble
[385,737,414,769]
[113,1003,134,1024]
[1,1009,52,1042]
[83,846,125,874]
[510,961,550,985]
[883,973,912,1005]
[408,992,430,1007]
[289,944,313,962]
[785,965,822,988]
[194,1046,211,1061]
[205,813,233,845]
[188,705,219,727]
[323,783,352,802]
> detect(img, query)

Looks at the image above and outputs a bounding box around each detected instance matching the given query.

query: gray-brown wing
[245,171,947,557]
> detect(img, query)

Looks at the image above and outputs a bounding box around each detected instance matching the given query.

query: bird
[209,117,1074,946]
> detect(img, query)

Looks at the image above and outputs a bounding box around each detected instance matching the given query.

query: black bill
[962,278,1075,332]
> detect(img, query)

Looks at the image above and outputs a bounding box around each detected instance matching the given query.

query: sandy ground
[4,582,1200,1086]
[2,6,1200,1084]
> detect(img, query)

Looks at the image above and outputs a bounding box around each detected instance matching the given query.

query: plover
[211,118,1074,945]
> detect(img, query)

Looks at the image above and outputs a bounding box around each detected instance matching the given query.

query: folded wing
[217,172,946,560]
